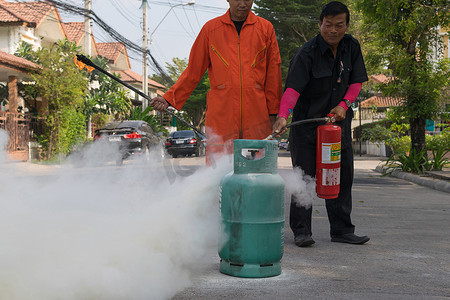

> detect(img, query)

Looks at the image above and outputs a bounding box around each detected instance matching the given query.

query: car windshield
[173,131,194,138]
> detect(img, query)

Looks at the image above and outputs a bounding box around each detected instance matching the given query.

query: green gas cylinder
[219,139,285,278]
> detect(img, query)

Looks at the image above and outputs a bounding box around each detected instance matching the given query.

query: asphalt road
[5,152,449,299]
[171,153,450,300]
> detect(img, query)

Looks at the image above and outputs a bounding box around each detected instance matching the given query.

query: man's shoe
[294,234,315,247]
[331,233,370,245]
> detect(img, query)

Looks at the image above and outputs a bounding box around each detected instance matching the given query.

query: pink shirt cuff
[278,88,300,119]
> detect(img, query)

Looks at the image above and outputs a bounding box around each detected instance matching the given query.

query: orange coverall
[163,10,282,159]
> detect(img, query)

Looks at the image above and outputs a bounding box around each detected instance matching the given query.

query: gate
[0,112,32,160]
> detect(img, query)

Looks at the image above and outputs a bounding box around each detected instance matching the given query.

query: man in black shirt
[272,1,369,247]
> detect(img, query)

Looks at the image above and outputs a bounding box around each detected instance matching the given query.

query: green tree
[357,0,450,156]
[151,57,187,87]
[345,1,385,76]
[253,0,323,80]
[14,41,37,63]
[183,72,209,128]
[125,105,168,135]
[84,56,131,121]
[22,40,88,158]
[151,57,207,128]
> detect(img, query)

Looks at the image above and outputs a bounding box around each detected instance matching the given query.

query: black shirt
[286,34,368,120]
[233,20,245,35]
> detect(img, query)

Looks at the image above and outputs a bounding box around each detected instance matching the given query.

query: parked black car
[165,130,206,158]
[94,120,161,165]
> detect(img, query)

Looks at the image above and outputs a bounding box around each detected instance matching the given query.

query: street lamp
[150,1,195,44]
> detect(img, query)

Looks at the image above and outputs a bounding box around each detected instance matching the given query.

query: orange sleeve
[264,24,282,115]
[163,26,211,111]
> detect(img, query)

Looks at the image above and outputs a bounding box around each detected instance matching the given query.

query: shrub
[386,136,411,154]
[384,148,430,174]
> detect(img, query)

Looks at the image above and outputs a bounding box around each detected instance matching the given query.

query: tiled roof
[0,49,40,70]
[62,22,85,44]
[360,95,403,108]
[0,3,23,24]
[114,69,166,89]
[114,69,141,82]
[0,1,54,27]
[370,74,391,84]
[96,42,124,63]
[149,78,166,89]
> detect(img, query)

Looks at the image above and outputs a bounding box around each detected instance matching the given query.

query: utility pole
[85,0,92,138]
[141,0,149,111]
[84,0,92,57]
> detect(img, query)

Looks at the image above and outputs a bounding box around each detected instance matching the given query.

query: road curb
[375,165,450,194]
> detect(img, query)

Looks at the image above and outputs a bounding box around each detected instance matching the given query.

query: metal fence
[0,112,45,156]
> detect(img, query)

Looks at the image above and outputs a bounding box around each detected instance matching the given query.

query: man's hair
[320,1,350,24]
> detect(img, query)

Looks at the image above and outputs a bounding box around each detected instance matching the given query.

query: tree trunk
[410,117,426,154]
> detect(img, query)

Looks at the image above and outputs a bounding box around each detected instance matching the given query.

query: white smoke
[0,132,232,300]
[279,167,318,208]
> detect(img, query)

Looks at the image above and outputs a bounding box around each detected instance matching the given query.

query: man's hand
[271,117,287,138]
[150,96,170,112]
[329,105,346,122]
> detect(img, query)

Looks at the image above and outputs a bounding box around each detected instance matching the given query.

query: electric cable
[192,5,202,30]
[42,0,174,84]
[182,5,197,38]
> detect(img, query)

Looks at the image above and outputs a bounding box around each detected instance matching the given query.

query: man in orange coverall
[150,0,282,163]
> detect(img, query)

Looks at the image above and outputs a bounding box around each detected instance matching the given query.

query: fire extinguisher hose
[264,116,334,140]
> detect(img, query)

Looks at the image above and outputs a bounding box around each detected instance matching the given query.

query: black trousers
[289,120,355,237]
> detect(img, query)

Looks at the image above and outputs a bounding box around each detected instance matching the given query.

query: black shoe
[294,234,315,247]
[331,233,370,245]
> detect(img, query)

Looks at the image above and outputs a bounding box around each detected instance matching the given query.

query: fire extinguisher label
[321,143,341,164]
[322,168,340,186]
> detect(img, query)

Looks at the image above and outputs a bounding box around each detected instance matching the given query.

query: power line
[42,0,174,84]
[109,0,141,28]
[9,0,144,65]
[182,4,197,37]
[192,5,202,30]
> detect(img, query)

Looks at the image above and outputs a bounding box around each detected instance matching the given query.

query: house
[352,74,402,129]
[0,0,166,160]
[62,21,98,56]
[0,50,40,160]
[0,0,67,113]
[0,0,66,51]
[113,68,166,105]
[63,24,167,107]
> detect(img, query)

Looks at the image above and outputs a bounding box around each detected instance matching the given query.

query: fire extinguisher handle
[326,114,336,123]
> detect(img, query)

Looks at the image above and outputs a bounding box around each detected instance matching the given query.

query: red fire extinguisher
[316,114,341,199]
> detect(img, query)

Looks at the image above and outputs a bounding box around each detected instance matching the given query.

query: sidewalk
[279,151,450,194]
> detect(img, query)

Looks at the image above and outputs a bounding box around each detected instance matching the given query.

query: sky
[59,0,230,76]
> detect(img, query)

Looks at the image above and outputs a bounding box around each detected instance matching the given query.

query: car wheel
[195,147,200,157]
[172,154,178,158]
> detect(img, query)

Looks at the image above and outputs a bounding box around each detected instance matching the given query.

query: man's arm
[151,26,210,112]
[264,25,282,116]
[272,88,300,137]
